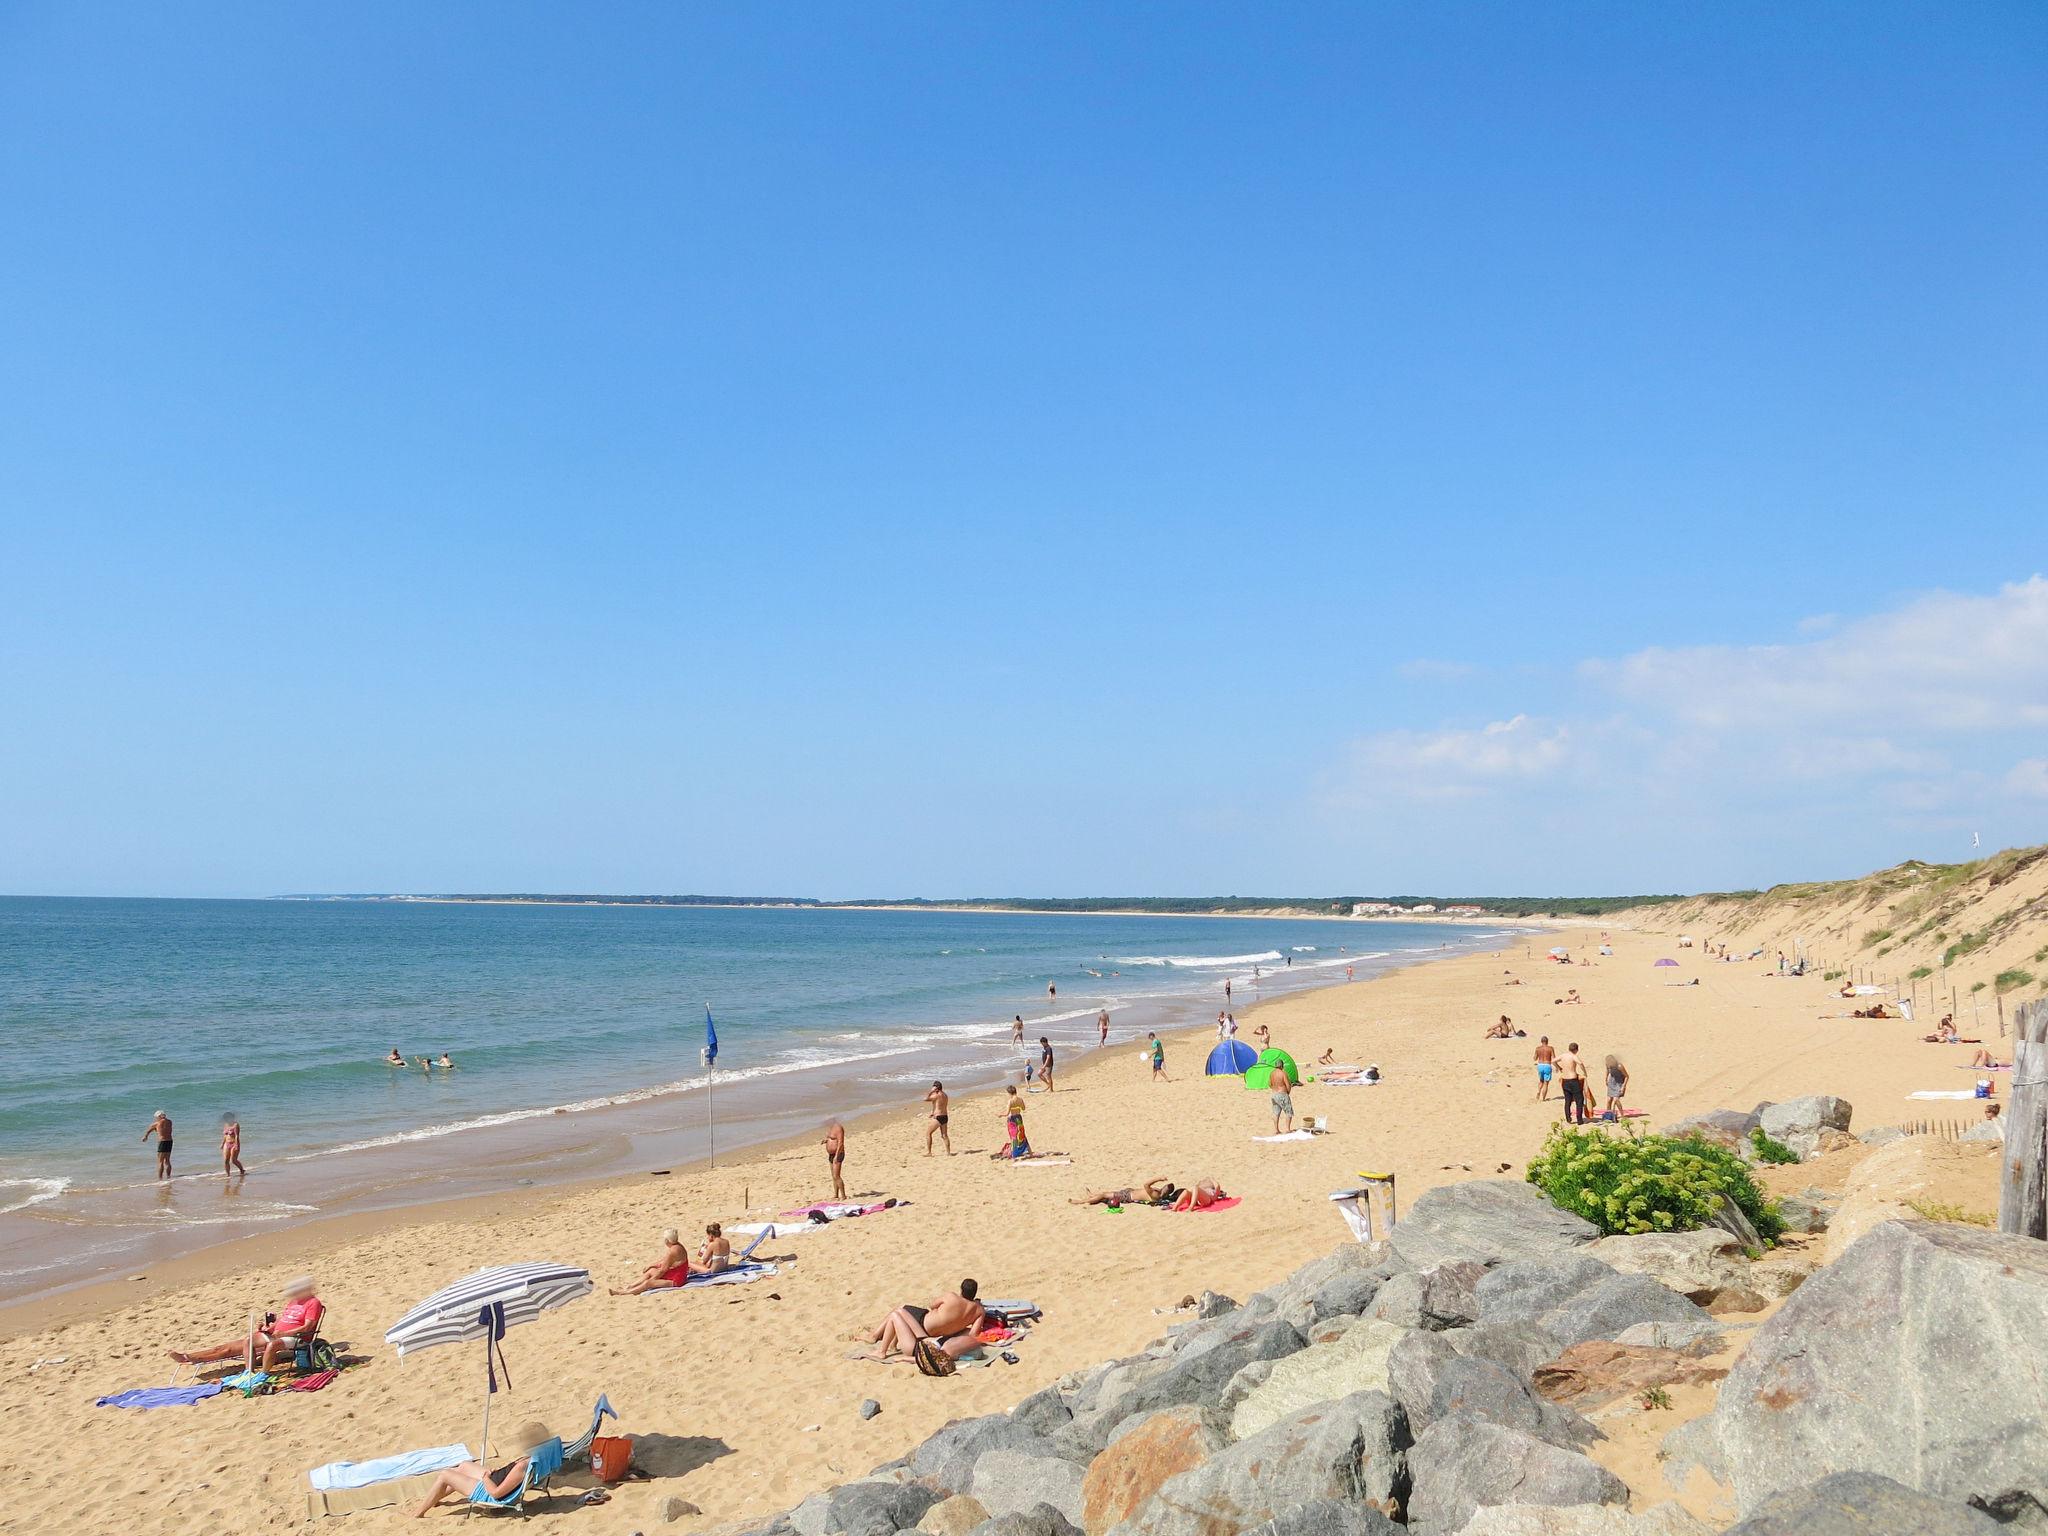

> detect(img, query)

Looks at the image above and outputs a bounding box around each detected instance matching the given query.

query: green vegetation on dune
[1526,1124,1783,1241]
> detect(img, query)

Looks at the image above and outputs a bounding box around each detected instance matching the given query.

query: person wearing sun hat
[410,1420,555,1517]
[167,1273,324,1372]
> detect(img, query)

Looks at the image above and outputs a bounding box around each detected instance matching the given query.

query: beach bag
[589,1434,633,1483]
[913,1337,957,1377]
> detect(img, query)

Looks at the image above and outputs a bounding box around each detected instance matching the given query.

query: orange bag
[589,1435,633,1484]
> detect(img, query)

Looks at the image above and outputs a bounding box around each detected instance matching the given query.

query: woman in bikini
[1070,1177,1173,1207]
[410,1420,553,1517]
[609,1228,689,1294]
[991,1085,1032,1160]
[697,1222,732,1274]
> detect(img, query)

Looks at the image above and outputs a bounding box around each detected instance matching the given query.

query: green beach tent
[1243,1046,1303,1090]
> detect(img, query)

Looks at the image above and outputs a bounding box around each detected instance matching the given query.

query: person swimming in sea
[387,1047,405,1066]
[437,1052,454,1068]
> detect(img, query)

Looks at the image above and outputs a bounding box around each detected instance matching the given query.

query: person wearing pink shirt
[169,1275,323,1370]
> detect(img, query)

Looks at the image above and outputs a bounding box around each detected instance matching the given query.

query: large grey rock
[1590,1229,1750,1305]
[1389,1181,1598,1270]
[1722,1470,2001,1534]
[1959,1115,2005,1144]
[1108,1391,1408,1536]
[1758,1094,1852,1148]
[1082,1405,1224,1534]
[1404,1414,1626,1534]
[1858,1124,1910,1148]
[1476,1254,1712,1347]
[970,1452,1087,1530]
[1236,1500,1401,1536]
[1657,1414,1727,1490]
[1442,1319,1562,1382]
[1258,1242,1397,1328]
[1387,1330,1591,1447]
[912,1416,1065,1496]
[1067,1319,1305,1452]
[966,1507,1083,1536]
[1713,1220,2048,1515]
[1223,1318,1405,1440]
[920,1495,991,1536]
[1663,1109,1760,1150]
[1457,1504,1715,1534]
[1612,1317,1723,1355]
[1369,1260,1484,1330]
[1010,1384,1074,1437]
[790,1478,940,1536]
[1773,1193,1832,1233]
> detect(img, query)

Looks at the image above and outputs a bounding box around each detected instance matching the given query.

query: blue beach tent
[1205,1038,1259,1076]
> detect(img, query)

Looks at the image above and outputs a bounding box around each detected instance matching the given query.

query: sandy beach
[0,924,2005,1536]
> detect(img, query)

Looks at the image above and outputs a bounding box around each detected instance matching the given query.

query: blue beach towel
[309,1443,473,1491]
[646,1261,778,1291]
[97,1383,224,1409]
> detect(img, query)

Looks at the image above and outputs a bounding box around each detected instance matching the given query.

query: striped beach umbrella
[386,1262,592,1461]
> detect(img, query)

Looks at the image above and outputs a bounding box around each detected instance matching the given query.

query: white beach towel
[1253,1130,1319,1142]
[1907,1089,1981,1100]
[1011,1157,1072,1166]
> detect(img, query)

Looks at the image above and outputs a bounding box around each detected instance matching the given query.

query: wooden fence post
[1999,999,2046,1238]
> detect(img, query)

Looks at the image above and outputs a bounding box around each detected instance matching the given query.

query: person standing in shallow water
[1039,1036,1055,1092]
[144,1110,173,1180]
[1098,1008,1110,1045]
[220,1115,245,1177]
[1011,1015,1025,1045]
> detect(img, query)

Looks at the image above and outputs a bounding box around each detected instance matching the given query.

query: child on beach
[220,1115,245,1176]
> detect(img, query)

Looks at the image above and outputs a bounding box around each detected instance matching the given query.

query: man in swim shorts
[823,1118,847,1199]
[144,1110,173,1180]
[1148,1032,1167,1081]
[1533,1036,1556,1101]
[1270,1062,1297,1134]
[924,1081,951,1156]
[1557,1042,1589,1124]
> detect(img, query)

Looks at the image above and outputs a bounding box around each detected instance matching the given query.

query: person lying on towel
[852,1278,984,1362]
[168,1275,323,1371]
[1070,1178,1174,1207]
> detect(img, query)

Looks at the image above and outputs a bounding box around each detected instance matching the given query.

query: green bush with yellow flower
[1524,1124,1783,1242]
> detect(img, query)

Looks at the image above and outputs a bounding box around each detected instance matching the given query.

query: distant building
[1351,901,1399,915]
[1408,903,1438,913]
[1443,904,1484,915]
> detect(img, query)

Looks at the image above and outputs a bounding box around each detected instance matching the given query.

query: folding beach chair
[469,1437,566,1514]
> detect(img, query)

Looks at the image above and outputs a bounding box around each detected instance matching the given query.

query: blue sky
[3,4,2044,898]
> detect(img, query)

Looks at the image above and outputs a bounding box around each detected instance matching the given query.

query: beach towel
[1010,1156,1072,1166]
[776,1199,902,1221]
[646,1261,778,1291]
[981,1299,1040,1321]
[1253,1130,1318,1142]
[280,1368,339,1393]
[309,1444,473,1492]
[97,1383,224,1410]
[1320,1077,1380,1087]
[1957,1063,2012,1071]
[219,1369,270,1395]
[1175,1195,1241,1212]
[1908,1089,1980,1099]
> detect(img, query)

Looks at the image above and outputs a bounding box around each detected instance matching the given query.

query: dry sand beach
[0,925,2004,1536]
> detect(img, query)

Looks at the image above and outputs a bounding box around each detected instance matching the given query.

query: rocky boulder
[1389,1181,1598,1270]
[1441,1319,1563,1382]
[966,1507,1083,1536]
[1476,1253,1713,1347]
[790,1478,939,1536]
[1721,1470,2002,1534]
[1388,1330,1592,1447]
[1589,1229,1751,1306]
[1224,1318,1405,1441]
[1234,1501,1399,1536]
[971,1451,1087,1531]
[1771,1193,1831,1233]
[1757,1095,1852,1159]
[1368,1260,1485,1330]
[1529,1339,1726,1409]
[1611,1317,1723,1355]
[1661,1109,1759,1151]
[921,1496,992,1536]
[1107,1391,1408,1536]
[912,1416,1065,1497]
[1404,1414,1627,1534]
[1456,1504,1714,1534]
[1065,1319,1305,1453]
[1080,1407,1223,1536]
[1713,1220,2048,1515]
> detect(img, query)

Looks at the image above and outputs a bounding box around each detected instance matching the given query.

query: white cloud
[1584,575,2048,734]
[2008,759,2048,800]
[1339,714,1573,801]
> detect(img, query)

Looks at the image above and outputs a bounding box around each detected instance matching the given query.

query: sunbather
[168,1275,323,1371]
[852,1278,984,1361]
[1173,1178,1226,1210]
[1968,1048,2008,1069]
[609,1229,689,1295]
[409,1419,552,1517]
[697,1223,731,1274]
[1070,1178,1172,1207]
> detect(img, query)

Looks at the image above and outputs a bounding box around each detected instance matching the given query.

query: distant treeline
[312,892,1690,918]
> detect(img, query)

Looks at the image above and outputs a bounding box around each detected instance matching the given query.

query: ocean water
[0,897,1510,1300]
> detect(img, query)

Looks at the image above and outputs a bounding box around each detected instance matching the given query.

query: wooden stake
[2000,1000,2046,1238]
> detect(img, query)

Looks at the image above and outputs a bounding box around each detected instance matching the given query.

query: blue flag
[704,1006,719,1067]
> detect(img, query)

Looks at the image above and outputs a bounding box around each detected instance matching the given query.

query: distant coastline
[275,891,1673,919]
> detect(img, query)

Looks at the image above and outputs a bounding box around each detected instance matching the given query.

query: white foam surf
[0,1178,68,1216]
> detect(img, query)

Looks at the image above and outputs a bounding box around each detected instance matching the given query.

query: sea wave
[0,1178,68,1216]
[1107,950,1284,969]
